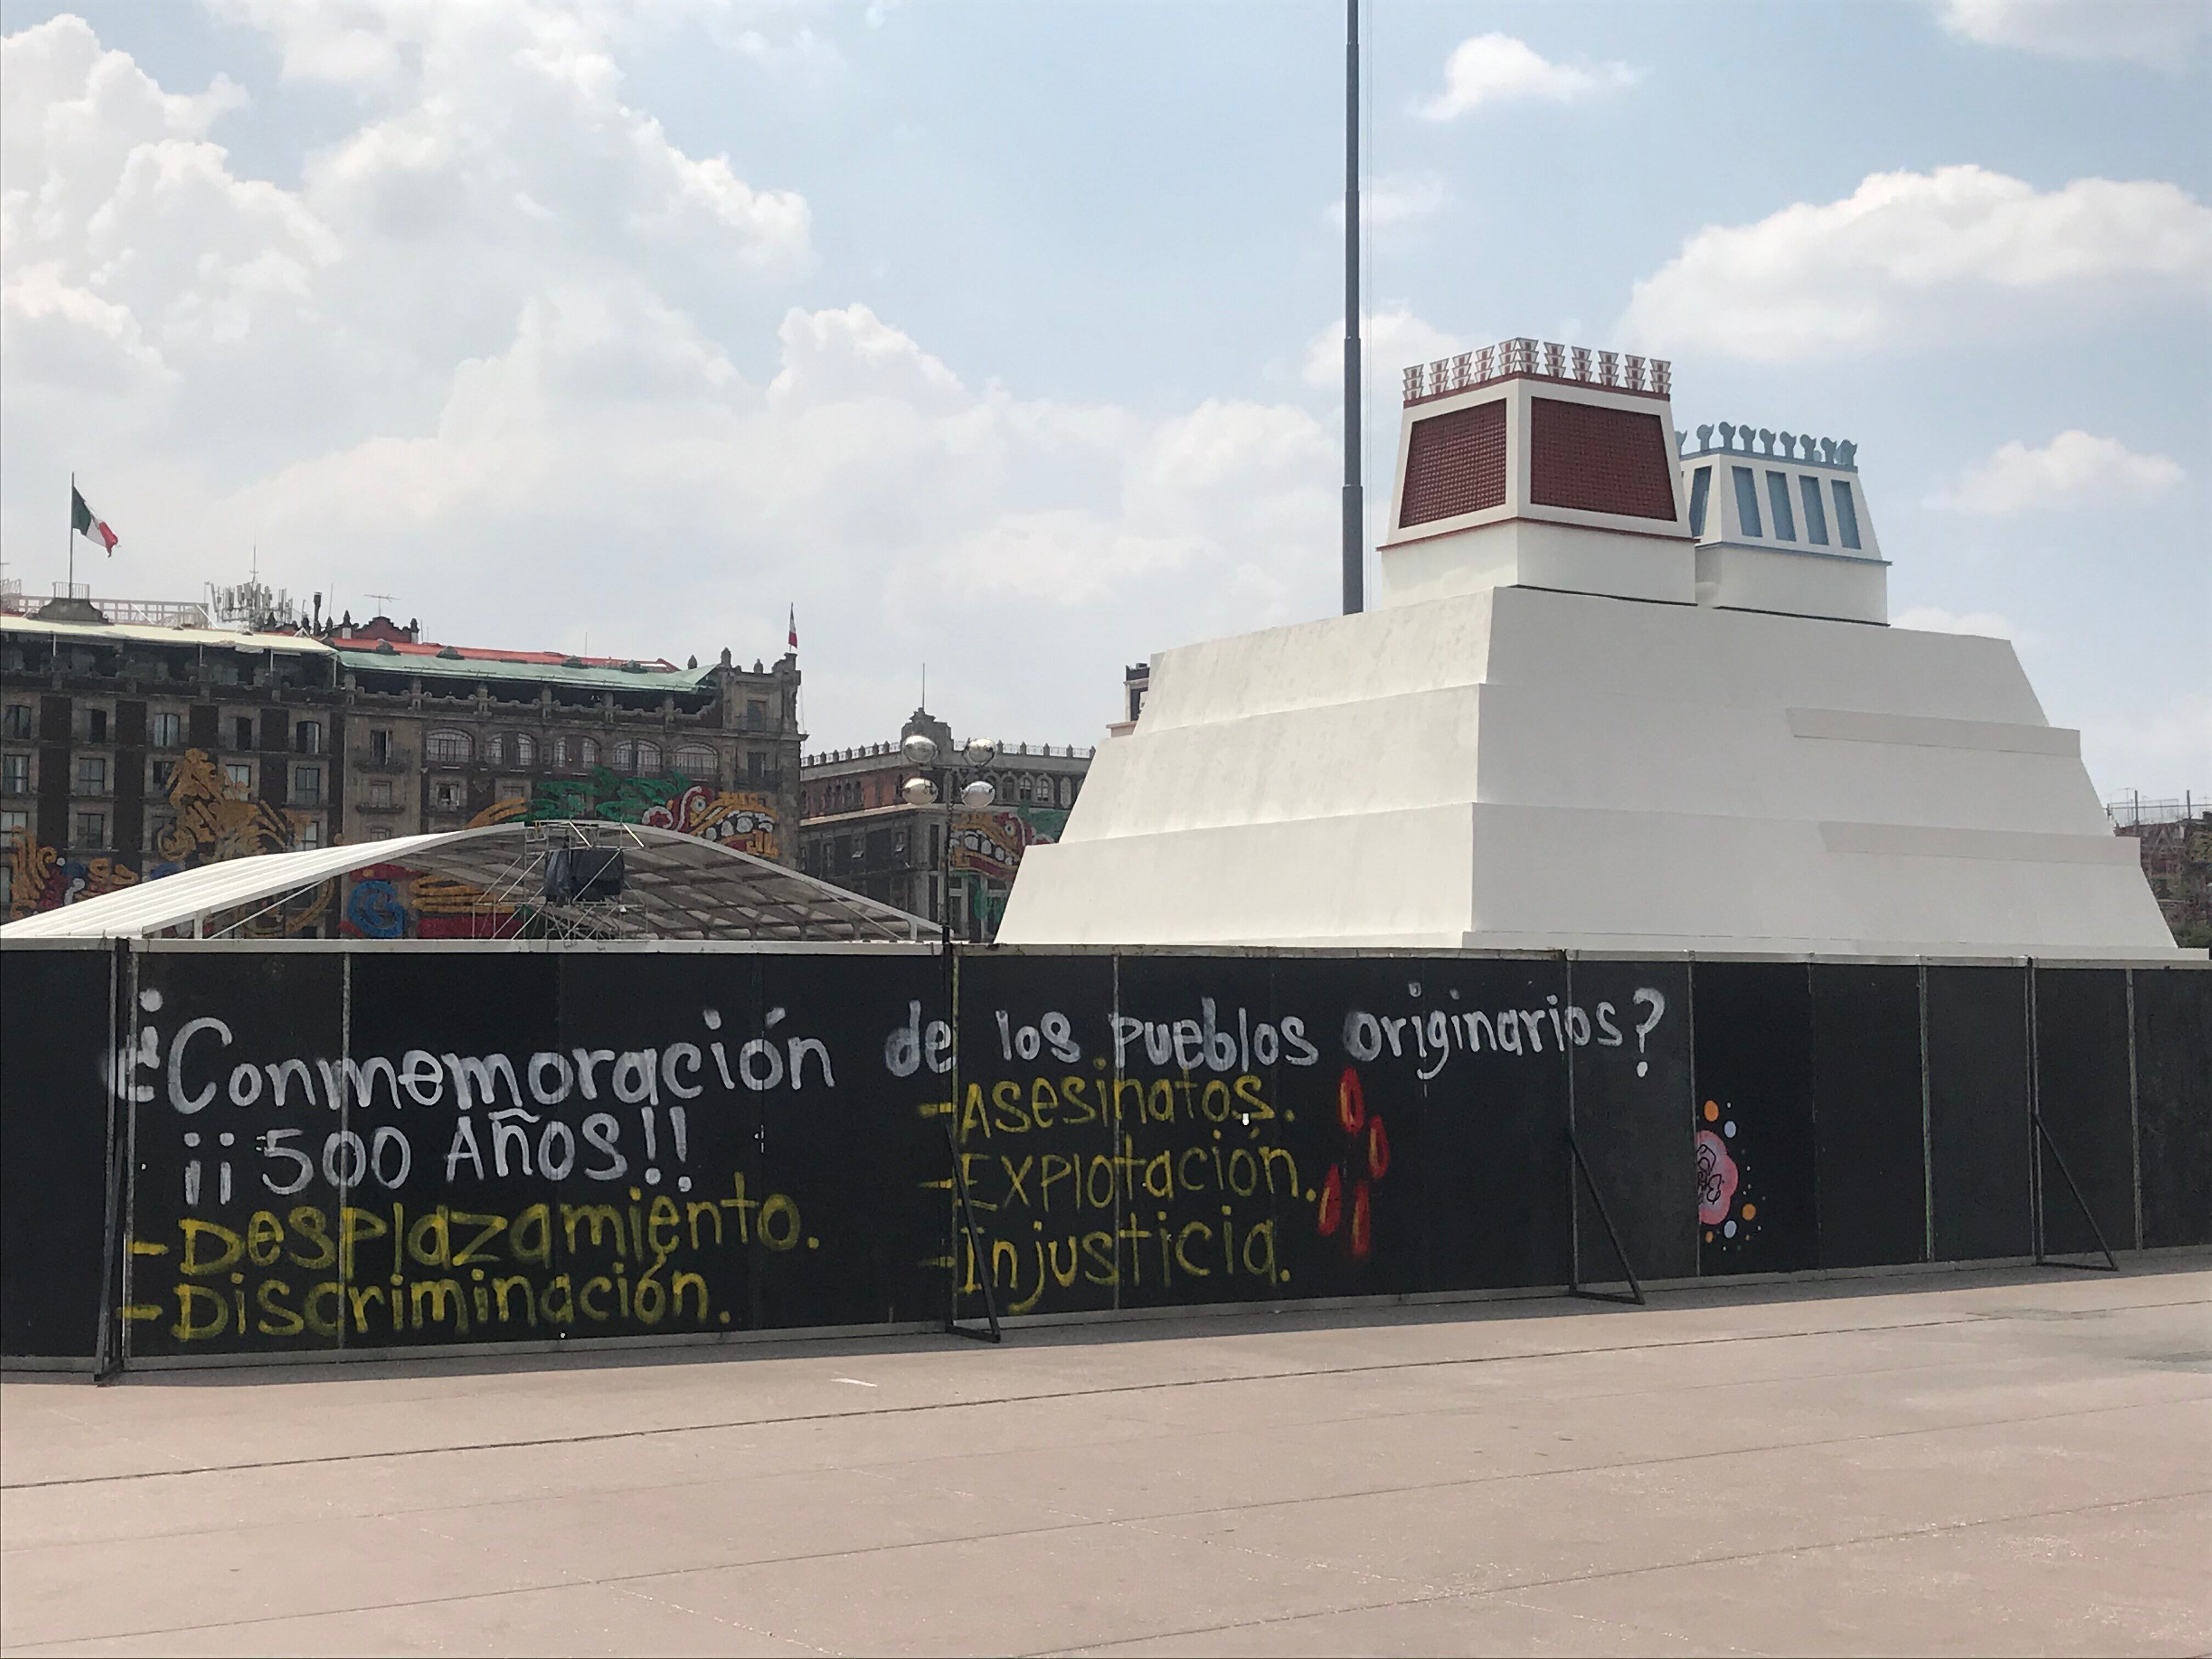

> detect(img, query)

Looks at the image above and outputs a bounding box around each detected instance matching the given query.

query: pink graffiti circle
[1695,1128,1740,1226]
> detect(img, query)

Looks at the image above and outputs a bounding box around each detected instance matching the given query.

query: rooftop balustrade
[1402,337,1671,405]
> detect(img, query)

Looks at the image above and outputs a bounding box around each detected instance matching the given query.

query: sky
[1,0,2206,798]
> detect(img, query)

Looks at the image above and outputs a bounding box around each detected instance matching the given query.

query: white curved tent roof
[0,824,929,943]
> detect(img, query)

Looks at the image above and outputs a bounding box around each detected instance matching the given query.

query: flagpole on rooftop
[68,472,76,599]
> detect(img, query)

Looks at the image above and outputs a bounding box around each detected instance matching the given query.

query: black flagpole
[1341,0,1363,615]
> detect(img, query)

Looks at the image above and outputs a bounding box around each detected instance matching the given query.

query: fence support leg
[945,1122,1003,1342]
[1565,1127,1646,1307]
[2033,1115,2119,1273]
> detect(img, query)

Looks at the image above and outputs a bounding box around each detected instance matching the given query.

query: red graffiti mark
[1338,1066,1366,1134]
[1317,1165,1344,1238]
[1319,1066,1385,1263]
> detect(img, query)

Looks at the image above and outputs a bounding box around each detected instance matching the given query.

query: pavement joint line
[7,1339,2206,1528]
[19,1483,2205,1655]
[1025,1488,2212,1659]
[8,1391,2204,1605]
[0,1311,2018,1492]
[611,1579,839,1657]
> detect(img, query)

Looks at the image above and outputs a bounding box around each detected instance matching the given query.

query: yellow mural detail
[467,798,528,829]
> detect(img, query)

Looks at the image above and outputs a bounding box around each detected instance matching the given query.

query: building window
[1,705,30,741]
[427,730,470,765]
[74,810,106,847]
[295,819,324,850]
[1831,480,1863,550]
[1018,775,1033,802]
[1,755,27,794]
[232,716,254,750]
[368,778,393,808]
[580,736,598,767]
[293,764,323,805]
[151,711,182,747]
[1731,466,1763,537]
[746,700,768,730]
[675,744,716,782]
[370,729,393,764]
[1687,466,1711,537]
[150,757,176,793]
[295,720,322,755]
[431,780,465,811]
[1765,471,1797,541]
[1798,476,1830,545]
[87,708,109,742]
[1058,777,1073,808]
[635,739,661,772]
[1,807,27,838]
[76,755,107,794]
[513,733,535,766]
[224,762,252,791]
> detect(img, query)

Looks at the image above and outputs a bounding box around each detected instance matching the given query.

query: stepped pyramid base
[998,586,2178,958]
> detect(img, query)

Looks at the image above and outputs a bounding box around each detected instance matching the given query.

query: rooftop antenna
[365,591,397,614]
[1341,0,1364,616]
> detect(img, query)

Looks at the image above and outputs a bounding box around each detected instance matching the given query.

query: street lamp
[900,732,997,944]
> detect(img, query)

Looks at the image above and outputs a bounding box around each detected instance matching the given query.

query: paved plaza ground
[2,1256,2207,1657]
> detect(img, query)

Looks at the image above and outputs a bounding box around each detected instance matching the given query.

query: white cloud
[1325,172,1448,231]
[1621,166,2212,361]
[1304,306,1469,388]
[1933,431,2186,514]
[1939,0,2210,64]
[1417,34,1640,121]
[0,10,1340,748]
[1891,606,2021,638]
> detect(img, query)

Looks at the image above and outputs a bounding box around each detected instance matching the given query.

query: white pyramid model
[998,340,2177,957]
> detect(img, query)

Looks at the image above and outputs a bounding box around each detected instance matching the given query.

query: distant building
[1,604,800,933]
[2109,794,2211,949]
[798,708,1093,939]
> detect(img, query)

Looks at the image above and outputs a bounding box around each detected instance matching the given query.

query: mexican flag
[71,486,117,555]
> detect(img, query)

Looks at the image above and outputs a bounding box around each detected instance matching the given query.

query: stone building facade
[2,608,801,930]
[797,708,1092,939]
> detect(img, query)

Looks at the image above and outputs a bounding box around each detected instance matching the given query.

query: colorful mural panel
[339,864,518,940]
[5,749,326,933]
[469,768,780,859]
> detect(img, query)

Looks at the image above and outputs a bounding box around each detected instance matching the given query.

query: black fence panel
[1567,960,1695,1285]
[551,951,765,1342]
[1927,967,2032,1261]
[1371,955,1571,1294]
[2032,969,2137,1256]
[5,940,2201,1367]
[753,951,946,1329]
[0,946,114,1359]
[954,951,1119,1318]
[2134,967,2211,1249]
[1693,962,1816,1276]
[1810,965,1926,1269]
[127,949,346,1360]
[1115,955,1318,1306]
